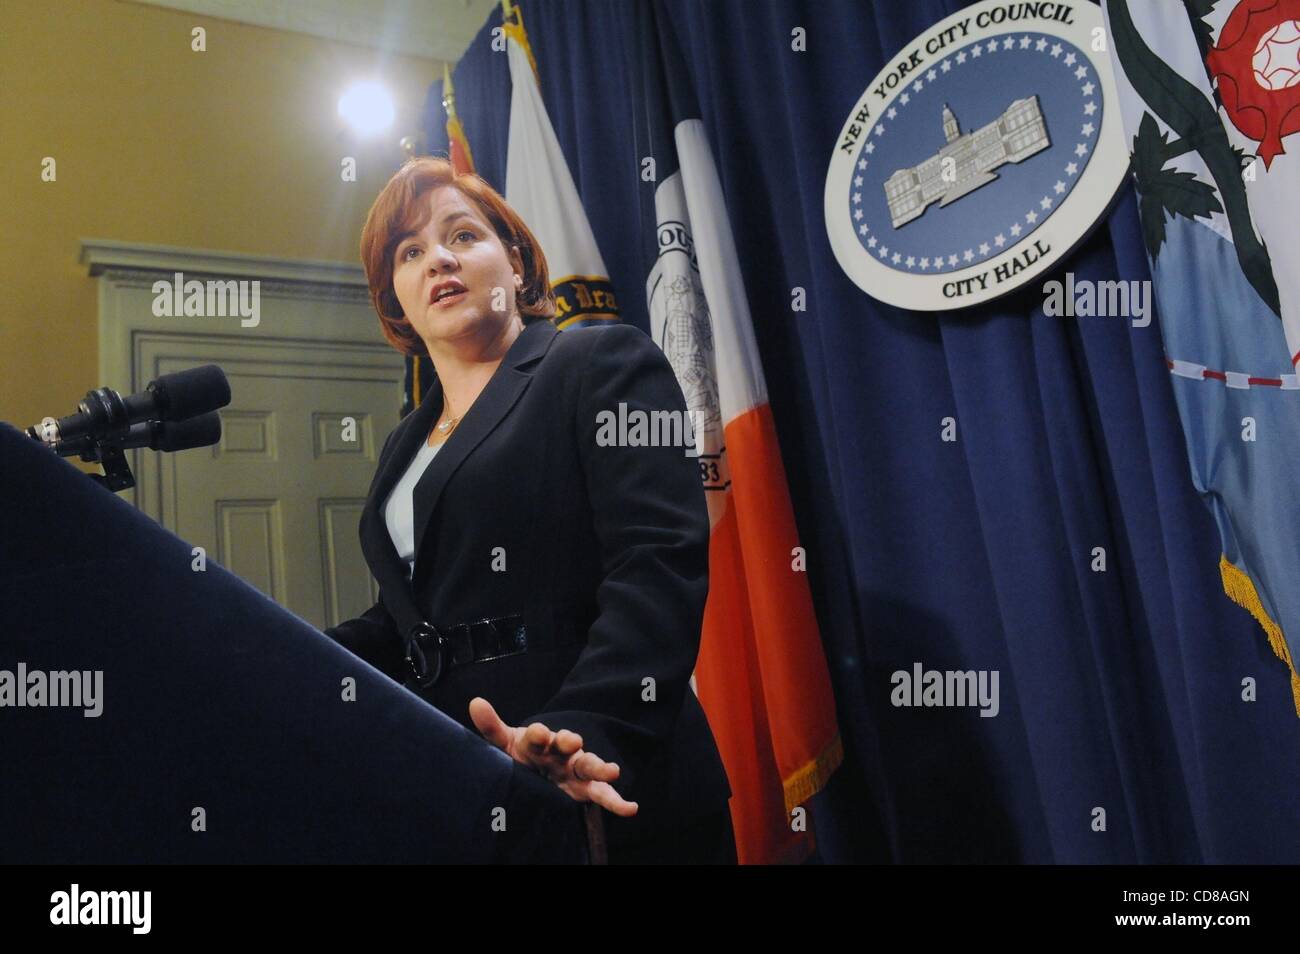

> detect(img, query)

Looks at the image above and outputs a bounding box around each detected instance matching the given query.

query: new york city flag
[636,2,843,861]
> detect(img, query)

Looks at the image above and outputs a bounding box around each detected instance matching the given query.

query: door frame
[81,238,401,520]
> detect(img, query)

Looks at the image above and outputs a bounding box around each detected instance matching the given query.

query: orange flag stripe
[694,402,843,864]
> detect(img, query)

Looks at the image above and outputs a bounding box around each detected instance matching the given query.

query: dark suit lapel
[410,320,558,572]
[357,320,560,628]
[357,383,440,618]
[369,386,440,524]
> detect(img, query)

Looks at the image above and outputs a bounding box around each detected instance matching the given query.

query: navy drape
[417,0,1299,863]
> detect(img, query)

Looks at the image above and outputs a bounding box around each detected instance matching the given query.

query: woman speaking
[323,157,735,864]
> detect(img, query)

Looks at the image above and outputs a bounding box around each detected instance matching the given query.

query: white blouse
[382,438,443,578]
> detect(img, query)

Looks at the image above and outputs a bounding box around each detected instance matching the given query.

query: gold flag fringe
[782,731,845,814]
[1219,555,1300,717]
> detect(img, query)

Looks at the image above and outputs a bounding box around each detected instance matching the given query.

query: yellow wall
[0,0,442,430]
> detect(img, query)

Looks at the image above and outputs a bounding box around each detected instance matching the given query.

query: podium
[0,423,587,863]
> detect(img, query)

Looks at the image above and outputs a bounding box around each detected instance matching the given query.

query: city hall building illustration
[884,97,1051,228]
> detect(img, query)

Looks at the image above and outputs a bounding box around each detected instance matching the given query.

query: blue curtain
[418,0,1299,863]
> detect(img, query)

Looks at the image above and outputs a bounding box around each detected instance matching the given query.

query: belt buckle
[405,621,448,688]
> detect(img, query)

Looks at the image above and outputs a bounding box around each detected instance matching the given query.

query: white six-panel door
[85,241,405,630]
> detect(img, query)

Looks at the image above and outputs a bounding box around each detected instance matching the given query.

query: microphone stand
[26,365,231,492]
[27,418,140,492]
[80,440,136,492]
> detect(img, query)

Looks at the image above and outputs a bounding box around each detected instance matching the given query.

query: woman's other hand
[468,697,639,817]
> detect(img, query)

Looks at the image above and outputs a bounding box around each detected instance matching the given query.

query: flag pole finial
[442,62,457,121]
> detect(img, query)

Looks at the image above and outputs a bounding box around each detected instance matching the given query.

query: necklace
[432,397,462,444]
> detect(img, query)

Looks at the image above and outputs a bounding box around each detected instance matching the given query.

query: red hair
[359,156,557,356]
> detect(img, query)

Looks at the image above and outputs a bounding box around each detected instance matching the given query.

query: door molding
[81,239,402,518]
[81,238,370,287]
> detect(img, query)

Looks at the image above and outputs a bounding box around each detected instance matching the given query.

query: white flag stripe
[503,37,610,289]
[675,120,768,421]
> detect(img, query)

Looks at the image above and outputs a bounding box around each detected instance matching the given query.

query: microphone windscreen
[149,365,231,421]
[153,412,222,451]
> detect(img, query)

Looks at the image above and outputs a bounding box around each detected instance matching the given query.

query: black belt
[403,611,588,689]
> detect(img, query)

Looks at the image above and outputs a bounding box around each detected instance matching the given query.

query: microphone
[26,365,231,446]
[49,412,223,459]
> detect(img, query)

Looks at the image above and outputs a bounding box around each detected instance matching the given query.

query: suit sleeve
[521,324,710,803]
[321,423,409,680]
[321,592,407,679]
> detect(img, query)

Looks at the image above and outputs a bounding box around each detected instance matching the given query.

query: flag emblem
[1207,1,1300,167]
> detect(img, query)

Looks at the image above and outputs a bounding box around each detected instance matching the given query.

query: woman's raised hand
[468,697,639,817]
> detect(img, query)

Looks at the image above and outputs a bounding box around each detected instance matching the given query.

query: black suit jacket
[323,319,732,847]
